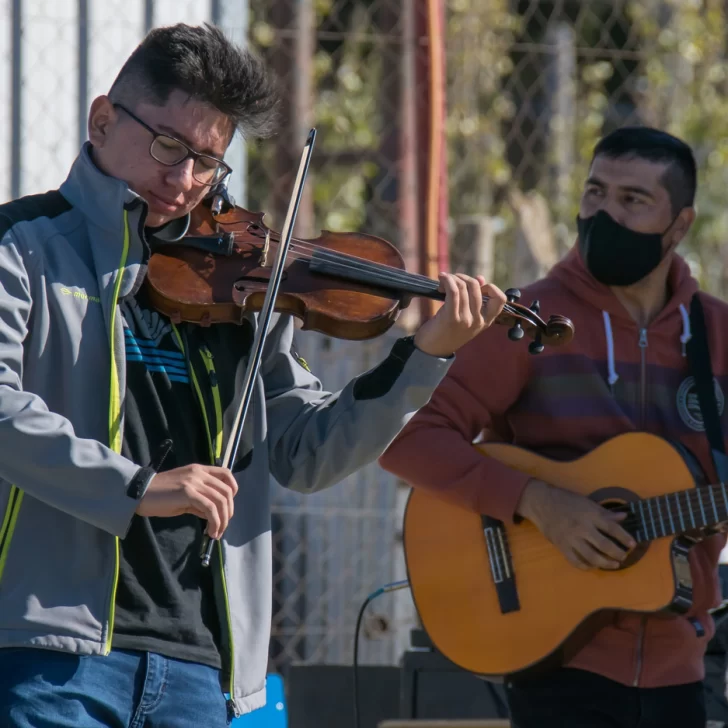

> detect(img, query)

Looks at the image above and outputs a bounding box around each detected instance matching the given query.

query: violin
[144,190,575,354]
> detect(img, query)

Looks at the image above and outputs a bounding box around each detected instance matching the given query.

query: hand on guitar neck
[516,479,637,570]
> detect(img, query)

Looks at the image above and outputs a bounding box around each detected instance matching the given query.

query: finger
[453,275,470,324]
[439,273,459,316]
[204,477,233,534]
[457,274,485,328]
[204,466,239,496]
[587,529,630,562]
[188,491,222,539]
[597,517,636,550]
[575,540,621,570]
[563,546,590,570]
[481,283,507,327]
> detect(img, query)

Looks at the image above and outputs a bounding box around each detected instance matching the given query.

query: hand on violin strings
[413,273,507,358]
[135,463,238,539]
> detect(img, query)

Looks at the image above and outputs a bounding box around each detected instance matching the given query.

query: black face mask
[577,210,671,287]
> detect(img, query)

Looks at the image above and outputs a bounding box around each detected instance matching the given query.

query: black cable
[352,580,410,728]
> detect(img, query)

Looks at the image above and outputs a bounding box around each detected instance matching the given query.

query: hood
[549,242,698,324]
[548,241,698,391]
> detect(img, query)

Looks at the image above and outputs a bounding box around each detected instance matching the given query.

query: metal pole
[78,0,89,148]
[213,0,250,206]
[11,0,22,198]
[144,0,154,33]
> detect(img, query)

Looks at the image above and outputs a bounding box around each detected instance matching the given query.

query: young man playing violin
[380,127,728,728]
[0,23,506,728]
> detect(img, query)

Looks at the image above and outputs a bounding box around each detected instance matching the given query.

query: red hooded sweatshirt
[380,245,728,688]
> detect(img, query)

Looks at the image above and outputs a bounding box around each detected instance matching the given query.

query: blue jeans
[0,647,230,727]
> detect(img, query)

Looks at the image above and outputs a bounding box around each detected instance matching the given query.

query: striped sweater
[380,245,728,688]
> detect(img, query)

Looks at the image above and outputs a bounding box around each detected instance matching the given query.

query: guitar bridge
[482,515,521,614]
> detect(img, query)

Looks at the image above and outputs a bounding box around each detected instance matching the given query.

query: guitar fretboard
[630,482,728,543]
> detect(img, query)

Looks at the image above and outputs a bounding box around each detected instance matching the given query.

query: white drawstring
[602,311,619,391]
[678,303,691,356]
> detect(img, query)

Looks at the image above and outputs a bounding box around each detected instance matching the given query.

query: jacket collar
[59,142,192,243]
[59,142,147,232]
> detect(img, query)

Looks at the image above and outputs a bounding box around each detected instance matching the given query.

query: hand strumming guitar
[516,479,636,570]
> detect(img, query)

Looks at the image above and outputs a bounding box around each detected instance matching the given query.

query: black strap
[685,293,728,482]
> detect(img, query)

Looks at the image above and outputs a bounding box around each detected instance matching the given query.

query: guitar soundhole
[593,491,649,571]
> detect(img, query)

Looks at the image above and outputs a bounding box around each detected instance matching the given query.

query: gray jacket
[0,144,452,715]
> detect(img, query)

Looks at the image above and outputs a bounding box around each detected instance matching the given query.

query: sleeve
[378,324,532,522]
[0,228,150,537]
[263,315,453,493]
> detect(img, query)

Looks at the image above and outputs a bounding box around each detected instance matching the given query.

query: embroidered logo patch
[676,375,724,431]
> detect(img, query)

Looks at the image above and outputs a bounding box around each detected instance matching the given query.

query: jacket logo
[60,286,101,304]
[676,375,724,431]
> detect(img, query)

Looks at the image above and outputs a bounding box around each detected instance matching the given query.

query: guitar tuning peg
[505,288,521,303]
[529,299,540,314]
[528,334,545,355]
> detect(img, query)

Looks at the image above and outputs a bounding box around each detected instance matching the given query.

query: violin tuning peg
[505,288,521,304]
[508,322,525,341]
[528,335,545,355]
[529,299,540,314]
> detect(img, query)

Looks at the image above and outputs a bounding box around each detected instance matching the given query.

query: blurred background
[2,0,728,692]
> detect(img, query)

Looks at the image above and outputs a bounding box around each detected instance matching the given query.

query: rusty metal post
[271,0,314,236]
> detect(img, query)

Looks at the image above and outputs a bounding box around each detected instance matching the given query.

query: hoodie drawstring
[601,305,693,391]
[602,311,619,392]
[678,303,691,356]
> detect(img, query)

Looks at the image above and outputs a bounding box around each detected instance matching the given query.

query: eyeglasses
[113,103,232,187]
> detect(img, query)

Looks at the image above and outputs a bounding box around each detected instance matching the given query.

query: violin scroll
[495,288,574,355]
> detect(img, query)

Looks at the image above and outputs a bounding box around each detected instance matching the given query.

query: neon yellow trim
[0,487,17,547]
[108,213,130,453]
[218,543,236,696]
[0,488,23,582]
[171,325,215,462]
[200,347,223,461]
[104,211,131,654]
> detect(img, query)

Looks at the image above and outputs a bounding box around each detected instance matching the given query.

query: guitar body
[403,432,700,680]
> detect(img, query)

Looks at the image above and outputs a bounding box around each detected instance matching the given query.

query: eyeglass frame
[112,103,233,186]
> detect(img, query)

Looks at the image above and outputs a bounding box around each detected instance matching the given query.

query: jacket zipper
[172,330,239,717]
[633,326,649,686]
[104,210,132,655]
[0,486,24,582]
[200,346,224,465]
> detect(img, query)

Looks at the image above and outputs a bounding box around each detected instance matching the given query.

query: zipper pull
[201,345,218,386]
[226,697,239,723]
[638,328,648,348]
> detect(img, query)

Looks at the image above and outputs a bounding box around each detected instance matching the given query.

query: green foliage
[628,0,728,296]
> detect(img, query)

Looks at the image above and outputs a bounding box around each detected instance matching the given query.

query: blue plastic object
[231,674,287,727]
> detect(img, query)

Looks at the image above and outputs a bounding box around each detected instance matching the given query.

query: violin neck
[308,249,487,305]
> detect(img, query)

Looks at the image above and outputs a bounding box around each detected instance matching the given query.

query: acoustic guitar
[403,432,726,680]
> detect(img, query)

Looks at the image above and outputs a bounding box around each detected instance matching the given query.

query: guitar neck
[631,482,728,543]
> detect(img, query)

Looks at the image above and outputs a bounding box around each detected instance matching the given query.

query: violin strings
[239,228,486,287]
[233,233,527,322]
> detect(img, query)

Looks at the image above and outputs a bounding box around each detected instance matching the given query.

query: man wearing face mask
[380,126,728,728]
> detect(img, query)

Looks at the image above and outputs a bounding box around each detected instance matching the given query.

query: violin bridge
[261,228,271,268]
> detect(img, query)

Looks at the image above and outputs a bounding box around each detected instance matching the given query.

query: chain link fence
[3,0,728,676]
[447,0,728,302]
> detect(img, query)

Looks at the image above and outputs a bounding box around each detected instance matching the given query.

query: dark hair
[108,23,279,140]
[591,126,697,214]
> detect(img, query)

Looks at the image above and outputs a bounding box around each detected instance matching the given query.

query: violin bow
[200,128,317,567]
